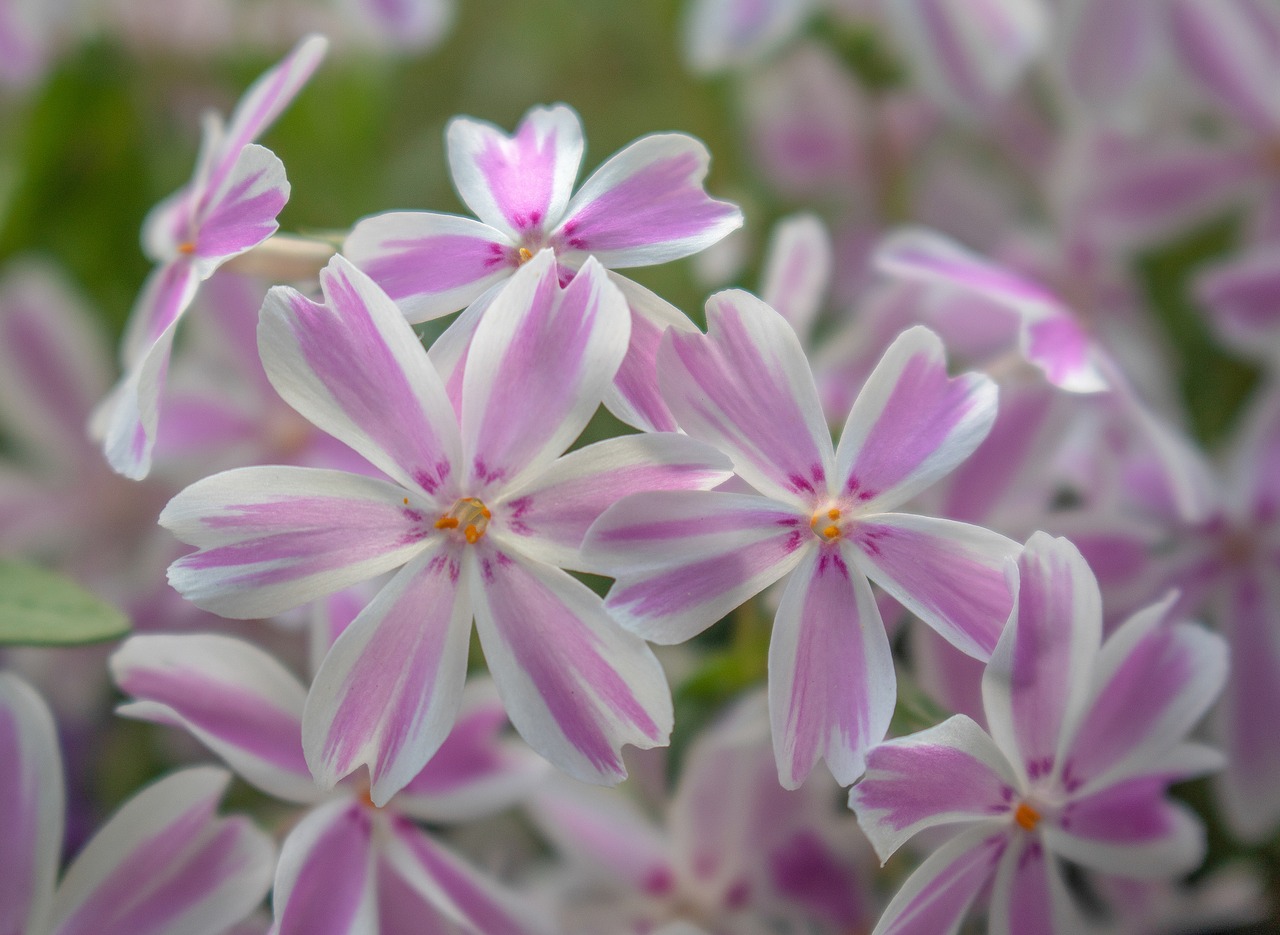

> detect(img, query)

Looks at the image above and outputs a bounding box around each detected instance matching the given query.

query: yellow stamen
[1014,802,1040,831]
[828,508,841,520]
[436,497,492,543]
[402,497,409,505]
[435,516,459,530]
[822,525,840,539]
[464,524,481,544]
[177,241,196,255]
[518,247,533,263]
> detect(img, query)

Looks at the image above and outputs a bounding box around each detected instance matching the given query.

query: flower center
[1013,801,1041,832]
[177,240,197,255]
[435,497,491,544]
[517,246,533,264]
[809,505,843,542]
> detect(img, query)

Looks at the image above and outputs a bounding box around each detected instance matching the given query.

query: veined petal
[850,716,1018,863]
[835,325,999,514]
[393,684,549,823]
[469,545,673,785]
[48,767,275,935]
[1061,594,1228,796]
[987,834,1083,935]
[869,823,1008,935]
[1169,0,1280,135]
[659,289,835,505]
[461,253,629,494]
[272,799,377,935]
[760,212,831,342]
[0,673,63,935]
[344,212,517,323]
[110,634,320,805]
[1046,779,1206,877]
[304,543,474,806]
[259,255,463,496]
[163,466,431,618]
[447,104,583,239]
[602,272,697,434]
[494,433,732,570]
[769,544,895,789]
[589,490,809,644]
[851,513,1018,661]
[553,133,742,268]
[982,534,1102,789]
[189,144,288,277]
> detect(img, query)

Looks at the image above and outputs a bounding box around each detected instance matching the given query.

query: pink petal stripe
[304,544,474,805]
[554,133,742,268]
[190,145,287,273]
[760,212,831,341]
[1062,0,1159,119]
[494,432,731,570]
[1196,243,1280,353]
[120,259,199,368]
[0,674,63,935]
[589,490,809,644]
[769,544,895,788]
[470,545,672,785]
[987,834,1057,935]
[461,254,630,494]
[981,534,1102,788]
[1169,0,1280,134]
[851,513,1018,661]
[273,800,376,935]
[447,104,583,238]
[344,212,517,322]
[660,289,835,506]
[259,255,463,496]
[850,715,1017,863]
[683,0,814,73]
[836,325,998,514]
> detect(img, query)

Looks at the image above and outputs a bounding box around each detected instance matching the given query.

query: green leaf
[0,562,130,646]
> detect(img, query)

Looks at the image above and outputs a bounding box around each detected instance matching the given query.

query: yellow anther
[435,516,459,530]
[1014,802,1040,832]
[177,241,196,255]
[822,525,840,539]
[402,497,409,505]
[437,497,492,543]
[827,508,841,520]
[518,247,533,263]
[464,524,481,544]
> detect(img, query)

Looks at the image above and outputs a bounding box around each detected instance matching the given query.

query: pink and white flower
[94,34,327,479]
[586,293,1018,788]
[0,671,275,935]
[849,533,1227,935]
[160,251,731,801]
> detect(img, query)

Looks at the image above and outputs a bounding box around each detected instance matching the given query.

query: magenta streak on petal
[608,529,805,620]
[1002,838,1052,933]
[485,555,660,772]
[54,804,246,935]
[141,262,195,346]
[291,278,455,494]
[2,307,92,438]
[1223,574,1280,814]
[611,305,679,431]
[0,708,39,932]
[896,247,1058,307]
[914,0,989,107]
[392,820,530,935]
[556,151,737,254]
[1063,623,1197,785]
[1024,315,1092,387]
[845,351,976,502]
[476,121,558,233]
[852,521,1007,657]
[117,666,307,779]
[859,744,1014,832]
[769,830,866,927]
[1056,777,1174,843]
[363,234,516,303]
[276,805,373,935]
[882,833,1007,935]
[194,171,286,258]
[397,704,507,797]
[595,503,801,544]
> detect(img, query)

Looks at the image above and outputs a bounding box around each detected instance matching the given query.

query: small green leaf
[0,562,131,646]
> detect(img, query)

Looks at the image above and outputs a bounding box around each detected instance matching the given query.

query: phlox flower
[0,671,274,935]
[344,101,742,432]
[586,292,1019,789]
[111,633,551,935]
[849,533,1227,935]
[160,250,731,803]
[94,34,327,479]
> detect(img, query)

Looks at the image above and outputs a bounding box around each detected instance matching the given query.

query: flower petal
[553,133,742,268]
[760,212,831,342]
[470,545,672,785]
[1196,243,1280,359]
[447,104,583,239]
[589,491,808,643]
[259,255,463,496]
[189,144,288,277]
[986,834,1083,935]
[1169,0,1280,134]
[659,289,835,505]
[981,533,1102,789]
[769,544,895,788]
[835,324,1000,514]
[851,513,1019,661]
[461,253,629,494]
[110,634,320,805]
[0,673,63,935]
[494,433,732,570]
[850,715,1017,863]
[1060,0,1161,121]
[163,466,431,618]
[272,799,377,935]
[344,212,517,322]
[49,767,275,935]
[682,0,815,73]
[304,543,474,805]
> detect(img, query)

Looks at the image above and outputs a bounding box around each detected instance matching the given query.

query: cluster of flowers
[3,0,1280,931]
